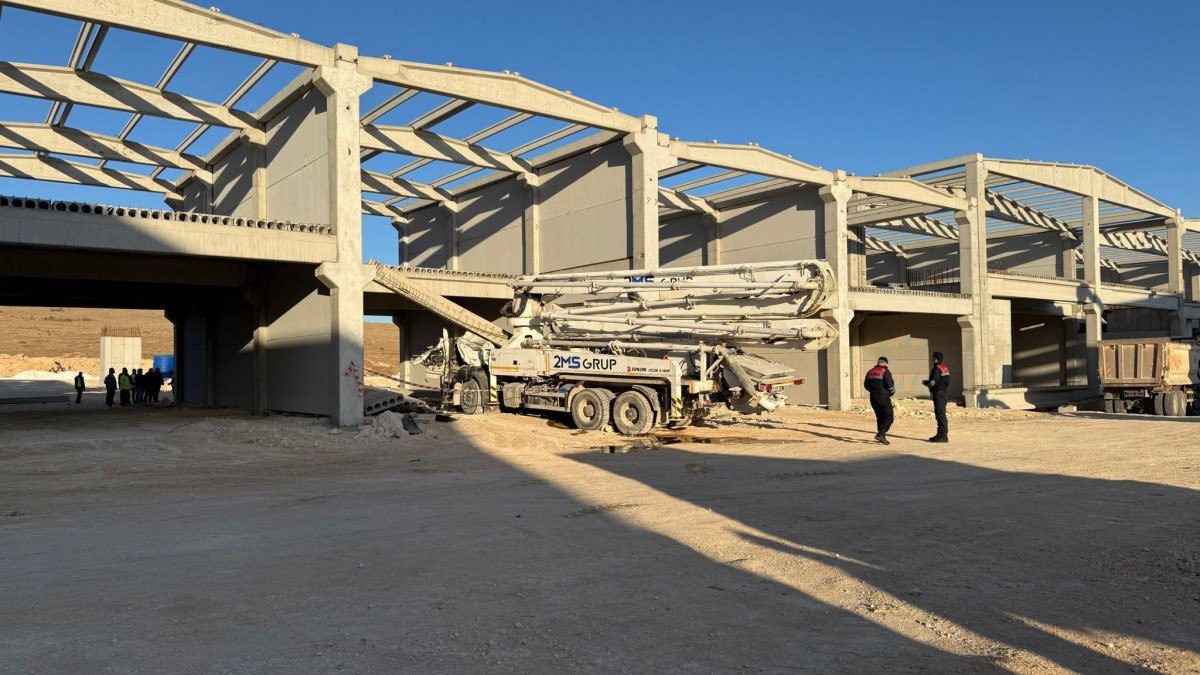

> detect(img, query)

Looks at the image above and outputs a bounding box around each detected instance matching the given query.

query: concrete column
[314,46,374,427]
[1165,215,1186,337]
[703,214,721,266]
[1060,233,1078,280]
[517,172,540,274]
[393,310,412,386]
[953,159,992,403]
[819,175,853,411]
[240,281,268,415]
[622,115,671,270]
[1188,264,1200,303]
[246,130,269,221]
[1080,195,1103,393]
[1166,216,1185,295]
[848,314,867,399]
[442,203,461,271]
[390,217,409,266]
[848,224,868,287]
[989,298,1013,386]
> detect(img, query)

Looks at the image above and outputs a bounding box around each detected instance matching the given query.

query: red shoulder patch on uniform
[866,366,886,379]
[937,363,950,375]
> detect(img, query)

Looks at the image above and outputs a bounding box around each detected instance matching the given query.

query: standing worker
[74,371,86,405]
[921,351,951,443]
[104,368,117,408]
[118,367,132,407]
[863,356,896,444]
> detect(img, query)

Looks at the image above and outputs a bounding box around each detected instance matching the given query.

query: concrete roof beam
[1,0,334,66]
[0,62,258,130]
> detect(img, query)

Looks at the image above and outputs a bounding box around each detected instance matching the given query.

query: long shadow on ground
[568,446,1200,672]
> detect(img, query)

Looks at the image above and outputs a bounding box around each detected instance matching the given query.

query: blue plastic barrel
[153,354,175,378]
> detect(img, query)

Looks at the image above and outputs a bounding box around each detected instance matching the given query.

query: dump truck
[372,260,837,434]
[1099,338,1200,416]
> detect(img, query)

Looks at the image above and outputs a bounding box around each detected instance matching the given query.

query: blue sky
[1,0,1197,268]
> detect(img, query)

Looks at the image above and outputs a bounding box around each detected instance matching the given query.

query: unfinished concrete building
[2,0,1198,424]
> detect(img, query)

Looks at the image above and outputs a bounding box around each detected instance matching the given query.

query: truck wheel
[1166,390,1186,417]
[1153,393,1166,416]
[570,389,610,431]
[612,390,655,436]
[458,370,487,415]
[1103,398,1116,414]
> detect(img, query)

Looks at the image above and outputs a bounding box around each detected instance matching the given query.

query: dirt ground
[1,399,1197,673]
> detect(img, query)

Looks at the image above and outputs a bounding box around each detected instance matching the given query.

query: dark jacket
[74,374,85,390]
[864,365,895,398]
[104,374,117,391]
[926,362,951,394]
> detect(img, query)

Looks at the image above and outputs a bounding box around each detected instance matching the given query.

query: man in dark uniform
[73,371,86,405]
[103,368,117,408]
[921,351,951,443]
[863,356,895,444]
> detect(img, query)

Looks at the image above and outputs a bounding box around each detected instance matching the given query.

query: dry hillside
[0,307,401,377]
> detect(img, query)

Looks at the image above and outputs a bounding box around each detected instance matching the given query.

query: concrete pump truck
[371,259,838,435]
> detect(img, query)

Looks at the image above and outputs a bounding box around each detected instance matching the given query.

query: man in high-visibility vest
[118,367,133,407]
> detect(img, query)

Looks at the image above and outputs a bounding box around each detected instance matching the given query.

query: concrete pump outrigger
[372,260,837,435]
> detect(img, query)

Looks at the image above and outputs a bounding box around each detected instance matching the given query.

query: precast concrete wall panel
[211,290,255,408]
[210,140,258,218]
[99,336,142,379]
[1117,260,1169,290]
[264,88,330,225]
[262,263,332,415]
[456,178,525,274]
[177,181,209,213]
[867,252,903,285]
[902,242,959,275]
[537,141,632,273]
[176,305,208,405]
[856,314,964,399]
[987,231,1063,276]
[1011,313,1069,386]
[406,208,452,268]
[715,187,824,264]
[659,214,708,268]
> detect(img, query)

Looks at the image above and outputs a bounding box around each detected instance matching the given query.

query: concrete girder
[357,57,641,133]
[985,191,1075,238]
[863,235,907,257]
[667,141,834,186]
[0,154,178,194]
[408,98,474,130]
[847,176,965,212]
[983,158,1175,220]
[360,125,532,173]
[870,214,960,240]
[362,199,405,218]
[2,0,334,67]
[1073,248,1121,272]
[657,187,719,220]
[0,122,205,171]
[881,153,980,179]
[360,169,451,205]
[848,199,945,227]
[1098,229,1200,265]
[0,62,258,130]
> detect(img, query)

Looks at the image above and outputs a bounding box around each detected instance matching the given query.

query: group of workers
[76,367,167,408]
[863,352,952,445]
